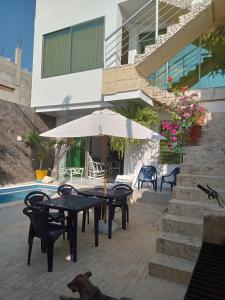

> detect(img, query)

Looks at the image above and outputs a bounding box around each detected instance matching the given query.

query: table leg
[108,199,113,239]
[82,210,86,232]
[103,199,107,223]
[68,212,78,262]
[94,206,100,247]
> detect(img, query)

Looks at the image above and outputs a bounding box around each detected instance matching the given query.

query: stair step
[156,232,201,261]
[203,122,225,130]
[185,145,225,153]
[149,253,195,285]
[180,164,225,176]
[177,174,225,189]
[160,0,191,10]
[163,213,203,238]
[198,135,225,146]
[173,186,225,202]
[168,199,219,218]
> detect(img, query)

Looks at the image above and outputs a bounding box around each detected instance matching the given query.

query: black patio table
[38,195,103,262]
[78,187,132,239]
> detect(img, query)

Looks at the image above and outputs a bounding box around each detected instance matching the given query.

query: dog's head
[67,271,92,293]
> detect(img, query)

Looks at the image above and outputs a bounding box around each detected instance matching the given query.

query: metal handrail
[104,0,207,69]
[105,0,188,67]
[105,3,156,52]
[150,45,202,88]
[105,0,155,42]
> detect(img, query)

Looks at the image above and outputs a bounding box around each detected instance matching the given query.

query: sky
[0,0,36,72]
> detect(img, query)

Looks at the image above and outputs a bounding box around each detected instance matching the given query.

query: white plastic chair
[88,156,105,178]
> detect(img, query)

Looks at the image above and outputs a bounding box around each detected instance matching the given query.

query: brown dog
[59,271,133,300]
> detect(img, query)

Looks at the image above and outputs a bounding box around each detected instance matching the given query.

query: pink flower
[171,136,177,142]
[198,106,205,113]
[171,129,177,135]
[181,97,188,104]
[183,113,191,118]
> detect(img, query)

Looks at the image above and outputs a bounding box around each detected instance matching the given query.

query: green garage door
[66,138,85,168]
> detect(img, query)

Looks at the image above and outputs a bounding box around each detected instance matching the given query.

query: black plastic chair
[57,184,89,230]
[23,206,66,272]
[57,184,79,196]
[24,191,51,207]
[137,165,157,191]
[160,167,180,192]
[111,184,133,227]
[24,191,66,237]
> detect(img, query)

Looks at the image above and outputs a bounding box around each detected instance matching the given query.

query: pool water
[0,185,58,204]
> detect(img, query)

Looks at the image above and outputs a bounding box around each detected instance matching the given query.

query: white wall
[124,141,160,175]
[32,0,122,109]
[123,141,179,188]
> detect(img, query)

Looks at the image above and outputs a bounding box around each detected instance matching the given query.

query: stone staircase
[135,0,213,78]
[148,112,225,285]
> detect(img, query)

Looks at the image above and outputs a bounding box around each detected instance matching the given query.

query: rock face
[0,99,55,185]
[148,112,225,285]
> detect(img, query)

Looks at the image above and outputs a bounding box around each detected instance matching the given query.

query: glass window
[42,18,104,78]
[149,33,225,90]
[42,28,71,78]
[71,18,104,73]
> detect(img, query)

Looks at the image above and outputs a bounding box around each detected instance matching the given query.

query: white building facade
[32,0,225,179]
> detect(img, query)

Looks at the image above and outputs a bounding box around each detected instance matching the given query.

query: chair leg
[101,203,105,220]
[41,239,47,253]
[112,207,115,220]
[87,209,90,224]
[47,241,54,272]
[126,205,129,223]
[61,220,65,240]
[155,179,157,192]
[160,181,163,192]
[27,237,33,265]
[171,184,173,192]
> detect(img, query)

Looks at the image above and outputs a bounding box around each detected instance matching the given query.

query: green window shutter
[71,18,104,73]
[42,28,71,78]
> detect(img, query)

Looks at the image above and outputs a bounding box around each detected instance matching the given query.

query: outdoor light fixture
[16,135,23,142]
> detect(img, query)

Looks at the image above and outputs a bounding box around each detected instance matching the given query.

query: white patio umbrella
[41,109,164,192]
[41,109,164,140]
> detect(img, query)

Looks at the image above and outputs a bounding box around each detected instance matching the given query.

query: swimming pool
[0,184,58,204]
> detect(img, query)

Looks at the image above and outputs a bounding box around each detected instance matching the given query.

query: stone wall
[0,99,56,185]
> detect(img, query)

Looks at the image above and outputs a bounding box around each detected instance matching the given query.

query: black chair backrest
[138,165,157,181]
[112,183,133,193]
[23,206,49,239]
[57,184,78,196]
[24,191,50,207]
[172,167,180,184]
[172,167,180,176]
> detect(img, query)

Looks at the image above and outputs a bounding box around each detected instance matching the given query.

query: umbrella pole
[103,135,109,223]
[103,135,108,192]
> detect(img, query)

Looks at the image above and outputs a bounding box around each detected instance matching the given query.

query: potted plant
[24,130,54,180]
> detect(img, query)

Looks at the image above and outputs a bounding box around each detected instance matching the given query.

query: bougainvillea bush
[161,88,206,154]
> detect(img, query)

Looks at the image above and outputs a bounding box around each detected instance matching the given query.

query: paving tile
[0,194,186,300]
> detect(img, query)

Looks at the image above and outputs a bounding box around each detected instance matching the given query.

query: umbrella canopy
[40,109,164,140]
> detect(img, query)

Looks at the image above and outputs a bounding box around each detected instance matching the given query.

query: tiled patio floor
[0,191,186,300]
